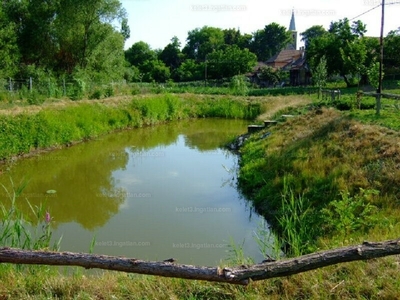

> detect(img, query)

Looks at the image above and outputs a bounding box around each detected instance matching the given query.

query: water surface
[0,119,271,266]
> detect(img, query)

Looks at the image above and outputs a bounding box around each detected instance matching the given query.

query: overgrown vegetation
[239,106,400,256]
[0,94,261,161]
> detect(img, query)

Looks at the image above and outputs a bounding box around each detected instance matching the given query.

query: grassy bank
[238,106,400,254]
[0,94,261,161]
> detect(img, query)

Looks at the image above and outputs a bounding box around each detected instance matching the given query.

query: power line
[349,1,400,21]
[349,4,380,21]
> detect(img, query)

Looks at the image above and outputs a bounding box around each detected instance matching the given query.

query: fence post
[29,77,32,92]
[9,78,12,92]
[63,78,66,96]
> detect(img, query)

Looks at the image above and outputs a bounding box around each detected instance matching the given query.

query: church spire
[289,8,296,31]
[286,8,297,50]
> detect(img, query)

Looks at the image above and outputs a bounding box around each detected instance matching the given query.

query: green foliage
[384,28,400,68]
[182,26,225,61]
[307,18,368,87]
[226,237,254,266]
[0,179,61,251]
[367,61,383,90]
[206,45,257,79]
[321,188,379,238]
[89,89,103,100]
[312,55,328,98]
[27,90,45,105]
[277,176,317,256]
[229,75,249,96]
[259,66,282,86]
[104,85,114,98]
[174,59,204,82]
[301,25,327,49]
[250,23,292,61]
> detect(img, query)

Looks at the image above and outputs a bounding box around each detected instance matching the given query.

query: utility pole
[377,0,385,115]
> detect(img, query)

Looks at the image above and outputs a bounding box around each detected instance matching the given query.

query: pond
[0,119,272,266]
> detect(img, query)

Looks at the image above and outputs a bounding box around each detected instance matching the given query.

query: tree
[125,42,157,70]
[312,56,328,99]
[159,36,183,71]
[259,66,281,86]
[174,59,204,82]
[223,28,252,50]
[206,45,257,79]
[120,18,130,42]
[0,5,20,77]
[384,29,400,70]
[367,61,383,90]
[55,0,127,75]
[307,18,367,87]
[300,25,327,49]
[143,60,170,83]
[250,23,292,61]
[182,26,225,61]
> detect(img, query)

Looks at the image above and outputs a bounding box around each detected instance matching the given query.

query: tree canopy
[1,4,399,85]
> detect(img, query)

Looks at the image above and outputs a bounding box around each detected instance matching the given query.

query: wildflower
[45,211,51,223]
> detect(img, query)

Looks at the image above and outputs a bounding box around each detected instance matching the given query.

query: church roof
[289,9,296,31]
[266,49,302,64]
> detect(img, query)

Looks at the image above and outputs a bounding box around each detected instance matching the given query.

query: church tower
[287,9,297,50]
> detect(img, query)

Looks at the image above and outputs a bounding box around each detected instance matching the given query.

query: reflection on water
[0,119,272,266]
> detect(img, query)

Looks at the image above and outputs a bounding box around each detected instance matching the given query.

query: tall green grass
[0,94,262,161]
[0,178,61,251]
[277,176,317,256]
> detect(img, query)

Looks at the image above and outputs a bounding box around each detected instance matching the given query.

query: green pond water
[0,119,272,266]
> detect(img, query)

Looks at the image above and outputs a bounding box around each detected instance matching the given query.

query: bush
[104,85,114,98]
[89,89,102,100]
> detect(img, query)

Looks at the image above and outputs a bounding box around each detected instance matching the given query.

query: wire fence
[0,77,129,102]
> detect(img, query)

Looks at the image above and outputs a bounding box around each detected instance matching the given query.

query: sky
[120,0,400,50]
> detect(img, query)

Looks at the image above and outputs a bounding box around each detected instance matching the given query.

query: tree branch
[1,238,400,285]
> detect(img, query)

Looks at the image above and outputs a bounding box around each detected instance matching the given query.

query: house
[246,62,268,87]
[267,9,311,86]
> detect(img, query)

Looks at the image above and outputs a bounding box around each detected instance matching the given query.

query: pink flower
[45,212,51,223]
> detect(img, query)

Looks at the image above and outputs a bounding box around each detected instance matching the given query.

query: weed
[277,176,317,256]
[321,188,379,239]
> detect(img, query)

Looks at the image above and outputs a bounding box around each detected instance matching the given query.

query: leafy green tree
[125,41,157,71]
[300,25,327,49]
[250,23,292,61]
[230,75,249,96]
[120,18,130,41]
[223,28,252,50]
[182,26,225,61]
[307,18,367,87]
[144,60,170,83]
[159,36,183,71]
[55,0,127,75]
[206,45,257,79]
[384,29,400,69]
[0,6,20,77]
[174,59,204,82]
[367,61,383,90]
[312,55,328,99]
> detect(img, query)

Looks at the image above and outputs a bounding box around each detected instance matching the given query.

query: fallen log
[1,239,400,285]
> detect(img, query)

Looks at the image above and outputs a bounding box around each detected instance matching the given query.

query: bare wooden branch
[1,239,400,285]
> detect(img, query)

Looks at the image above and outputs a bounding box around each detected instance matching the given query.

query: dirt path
[254,95,313,121]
